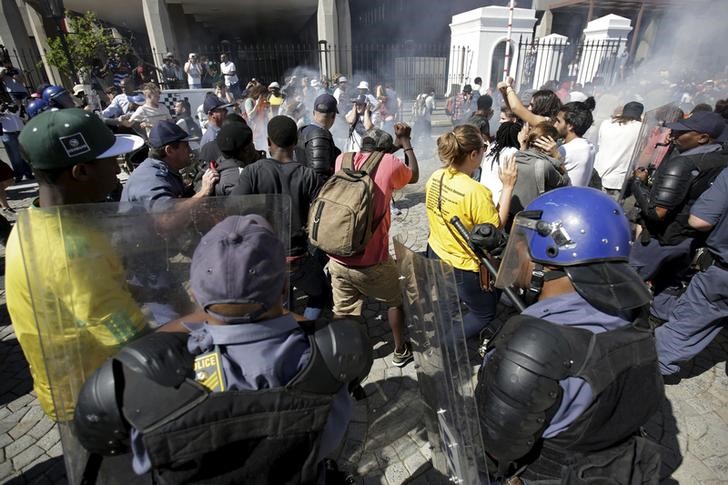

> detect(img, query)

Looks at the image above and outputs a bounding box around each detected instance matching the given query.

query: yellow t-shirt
[425,168,500,272]
[5,207,148,420]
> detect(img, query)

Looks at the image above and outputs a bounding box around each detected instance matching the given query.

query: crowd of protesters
[2,44,728,483]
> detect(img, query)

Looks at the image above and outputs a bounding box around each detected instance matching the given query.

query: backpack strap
[360,151,385,174]
[534,157,546,196]
[341,152,356,170]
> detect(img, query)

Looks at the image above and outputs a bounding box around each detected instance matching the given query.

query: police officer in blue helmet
[42,85,76,110]
[25,98,49,119]
[475,187,664,483]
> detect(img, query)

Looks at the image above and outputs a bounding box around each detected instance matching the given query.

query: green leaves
[45,11,130,82]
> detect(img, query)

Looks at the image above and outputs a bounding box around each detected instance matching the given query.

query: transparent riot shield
[619,103,683,200]
[14,195,290,485]
[394,238,490,484]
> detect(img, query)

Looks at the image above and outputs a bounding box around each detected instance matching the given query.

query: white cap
[357,81,369,90]
[268,82,280,89]
[569,91,587,103]
[310,79,320,87]
[72,84,86,96]
[338,76,348,83]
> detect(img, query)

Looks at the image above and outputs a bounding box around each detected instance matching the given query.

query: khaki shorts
[328,257,403,316]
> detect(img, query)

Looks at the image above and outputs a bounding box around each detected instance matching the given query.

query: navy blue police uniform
[655,167,728,375]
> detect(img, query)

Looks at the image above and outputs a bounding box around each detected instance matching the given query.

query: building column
[142,0,177,71]
[0,0,37,75]
[317,0,339,79]
[535,9,553,38]
[335,0,352,77]
[24,3,62,86]
[167,5,191,61]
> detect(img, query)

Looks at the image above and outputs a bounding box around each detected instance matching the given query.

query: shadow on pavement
[6,456,66,484]
[643,396,682,485]
[394,192,425,211]
[0,336,33,407]
[679,325,728,380]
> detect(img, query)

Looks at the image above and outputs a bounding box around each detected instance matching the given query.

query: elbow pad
[650,156,694,210]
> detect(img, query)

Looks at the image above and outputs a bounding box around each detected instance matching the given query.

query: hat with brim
[203,94,233,114]
[19,108,144,170]
[148,120,193,149]
[666,111,726,139]
[717,123,728,143]
[357,81,369,90]
[191,214,286,322]
[362,128,397,154]
[98,134,145,158]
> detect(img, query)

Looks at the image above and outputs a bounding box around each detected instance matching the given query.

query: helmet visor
[495,214,535,290]
[495,210,577,289]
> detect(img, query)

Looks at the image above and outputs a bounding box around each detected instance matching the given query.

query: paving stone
[403,450,428,476]
[384,461,409,485]
[383,367,401,380]
[0,459,14,481]
[5,434,34,459]
[46,441,63,458]
[28,418,55,440]
[8,420,35,440]
[0,431,13,448]
[36,426,60,452]
[394,436,420,461]
[12,444,44,470]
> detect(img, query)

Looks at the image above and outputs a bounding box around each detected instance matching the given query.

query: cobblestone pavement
[0,150,726,484]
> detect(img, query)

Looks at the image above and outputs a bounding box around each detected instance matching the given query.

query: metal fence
[192,42,450,99]
[513,37,627,91]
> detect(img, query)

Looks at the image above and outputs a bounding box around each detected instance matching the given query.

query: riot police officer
[476,187,663,482]
[629,111,728,290]
[42,84,76,110]
[294,93,342,182]
[655,166,728,379]
[74,214,372,484]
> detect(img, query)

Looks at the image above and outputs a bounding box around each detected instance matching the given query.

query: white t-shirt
[593,119,642,190]
[559,137,595,187]
[220,61,238,86]
[480,146,518,206]
[129,104,172,135]
[185,62,202,86]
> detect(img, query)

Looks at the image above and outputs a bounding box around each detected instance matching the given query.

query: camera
[0,102,18,113]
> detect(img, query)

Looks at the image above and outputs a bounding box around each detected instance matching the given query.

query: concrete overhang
[62,0,318,35]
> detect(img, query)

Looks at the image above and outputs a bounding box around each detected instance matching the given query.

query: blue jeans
[2,132,32,180]
[426,246,498,338]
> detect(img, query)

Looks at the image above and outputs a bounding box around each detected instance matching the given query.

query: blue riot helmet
[496,187,651,314]
[42,85,75,109]
[26,98,49,118]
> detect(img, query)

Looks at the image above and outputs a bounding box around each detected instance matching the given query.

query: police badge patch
[59,133,92,158]
[194,349,226,392]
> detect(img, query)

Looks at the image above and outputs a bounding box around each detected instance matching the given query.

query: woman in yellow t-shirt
[425,124,517,338]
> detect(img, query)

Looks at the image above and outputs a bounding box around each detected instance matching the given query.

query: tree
[45,11,129,83]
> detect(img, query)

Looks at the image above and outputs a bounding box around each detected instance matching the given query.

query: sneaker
[392,342,414,367]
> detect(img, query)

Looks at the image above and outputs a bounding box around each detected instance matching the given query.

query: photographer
[344,94,374,152]
[1,102,32,182]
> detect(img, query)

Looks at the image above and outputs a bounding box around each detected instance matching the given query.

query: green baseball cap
[19,108,144,170]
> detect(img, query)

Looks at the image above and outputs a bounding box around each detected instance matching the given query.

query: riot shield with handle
[14,195,290,485]
[394,237,490,485]
[619,103,683,201]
